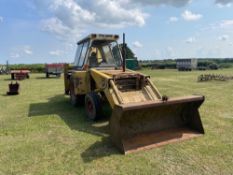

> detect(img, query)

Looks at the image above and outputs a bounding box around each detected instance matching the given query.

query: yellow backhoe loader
[64,34,205,154]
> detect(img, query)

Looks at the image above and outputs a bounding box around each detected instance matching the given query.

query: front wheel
[85,92,103,121]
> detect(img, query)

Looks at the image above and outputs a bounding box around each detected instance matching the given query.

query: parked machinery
[10,70,30,80]
[45,63,64,78]
[64,34,205,154]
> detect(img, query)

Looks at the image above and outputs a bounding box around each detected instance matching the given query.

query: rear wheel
[85,92,102,121]
[70,82,84,106]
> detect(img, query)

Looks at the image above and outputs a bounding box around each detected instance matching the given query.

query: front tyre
[85,92,102,121]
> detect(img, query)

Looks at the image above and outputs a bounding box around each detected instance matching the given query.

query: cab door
[74,41,89,69]
[72,41,91,95]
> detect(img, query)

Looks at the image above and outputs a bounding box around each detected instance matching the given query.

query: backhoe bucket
[110,95,205,154]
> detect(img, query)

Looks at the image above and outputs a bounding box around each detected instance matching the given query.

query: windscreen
[89,40,122,68]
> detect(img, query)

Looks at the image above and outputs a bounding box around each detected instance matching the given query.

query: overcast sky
[0,0,233,64]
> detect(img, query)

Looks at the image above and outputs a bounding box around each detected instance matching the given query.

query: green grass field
[0,69,233,175]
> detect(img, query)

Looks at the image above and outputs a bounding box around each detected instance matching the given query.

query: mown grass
[0,69,233,175]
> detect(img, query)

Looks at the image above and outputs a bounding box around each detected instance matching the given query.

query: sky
[0,0,233,64]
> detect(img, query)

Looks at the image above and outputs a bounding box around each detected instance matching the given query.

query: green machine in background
[126,58,139,70]
[119,43,140,70]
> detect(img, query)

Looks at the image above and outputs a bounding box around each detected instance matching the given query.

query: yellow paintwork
[71,71,90,94]
[78,34,119,44]
[64,64,70,94]
[90,69,119,108]
[63,33,161,109]
[64,66,163,108]
[63,34,205,154]
[64,66,118,108]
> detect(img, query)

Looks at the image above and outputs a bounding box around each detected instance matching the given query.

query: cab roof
[77,34,119,45]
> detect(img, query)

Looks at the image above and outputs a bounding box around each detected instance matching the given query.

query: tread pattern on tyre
[85,92,102,120]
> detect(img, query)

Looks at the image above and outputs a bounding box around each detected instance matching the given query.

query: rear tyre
[85,92,102,121]
[69,82,84,106]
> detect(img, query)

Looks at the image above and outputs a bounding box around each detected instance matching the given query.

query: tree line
[139,58,233,69]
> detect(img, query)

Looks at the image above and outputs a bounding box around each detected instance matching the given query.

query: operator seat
[89,52,98,67]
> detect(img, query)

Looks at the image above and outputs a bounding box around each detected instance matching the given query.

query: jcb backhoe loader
[64,34,205,154]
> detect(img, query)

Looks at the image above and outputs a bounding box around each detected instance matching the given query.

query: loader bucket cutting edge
[109,95,205,154]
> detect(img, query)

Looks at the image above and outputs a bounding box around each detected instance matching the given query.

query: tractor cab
[74,34,122,70]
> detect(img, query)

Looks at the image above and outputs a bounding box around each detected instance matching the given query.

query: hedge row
[139,59,233,69]
[2,58,233,73]
[8,64,45,73]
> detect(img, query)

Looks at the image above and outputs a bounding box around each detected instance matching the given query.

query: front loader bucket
[109,95,205,154]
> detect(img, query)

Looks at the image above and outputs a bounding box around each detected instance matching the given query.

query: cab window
[74,43,83,66]
[78,42,89,67]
